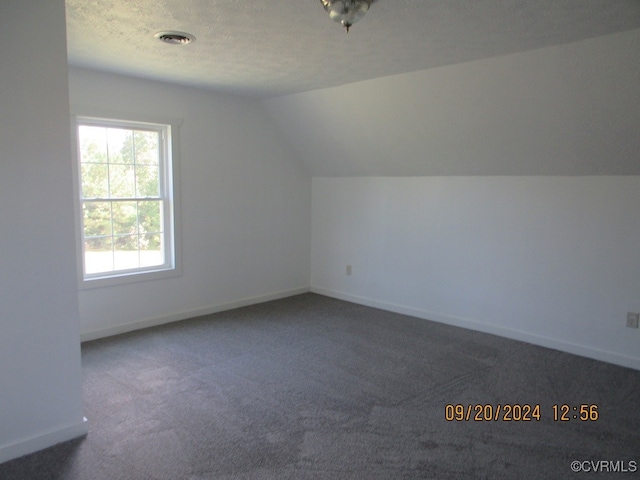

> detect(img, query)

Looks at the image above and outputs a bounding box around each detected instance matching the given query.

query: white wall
[0,0,87,463]
[311,176,640,370]
[69,68,311,339]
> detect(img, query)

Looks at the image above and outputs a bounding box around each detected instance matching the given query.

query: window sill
[79,265,182,290]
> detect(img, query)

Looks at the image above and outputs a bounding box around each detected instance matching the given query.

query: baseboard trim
[81,286,311,342]
[311,286,640,372]
[0,417,88,465]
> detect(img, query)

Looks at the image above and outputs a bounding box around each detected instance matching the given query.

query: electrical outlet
[626,312,639,329]
[346,265,352,276]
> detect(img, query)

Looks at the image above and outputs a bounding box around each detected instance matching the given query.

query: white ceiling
[66,0,640,99]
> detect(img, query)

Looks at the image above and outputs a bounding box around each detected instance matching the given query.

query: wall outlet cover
[626,312,639,328]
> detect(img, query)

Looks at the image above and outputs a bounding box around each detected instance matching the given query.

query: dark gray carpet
[1,293,639,479]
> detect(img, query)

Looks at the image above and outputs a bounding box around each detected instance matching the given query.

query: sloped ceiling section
[263,29,640,176]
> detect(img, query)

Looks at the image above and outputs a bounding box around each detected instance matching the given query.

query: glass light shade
[321,0,373,31]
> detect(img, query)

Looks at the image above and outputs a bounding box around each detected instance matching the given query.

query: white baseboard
[0,417,88,465]
[311,286,640,372]
[81,286,311,342]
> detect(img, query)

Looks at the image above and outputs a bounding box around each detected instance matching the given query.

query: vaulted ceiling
[66,0,640,98]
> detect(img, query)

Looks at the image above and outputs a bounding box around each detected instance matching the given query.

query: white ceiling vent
[154,31,196,45]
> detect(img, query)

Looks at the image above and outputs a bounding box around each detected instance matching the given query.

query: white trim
[311,286,640,372]
[80,286,311,342]
[0,418,88,465]
[69,107,184,131]
[71,111,183,290]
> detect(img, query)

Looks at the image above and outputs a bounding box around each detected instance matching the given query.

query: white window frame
[72,113,182,288]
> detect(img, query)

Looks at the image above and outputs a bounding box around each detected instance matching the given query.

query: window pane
[113,234,137,251]
[79,126,108,164]
[112,201,138,237]
[140,234,163,267]
[107,128,134,164]
[81,163,109,198]
[135,165,160,197]
[113,241,140,271]
[134,131,159,165]
[77,118,174,281]
[138,201,161,234]
[109,164,135,198]
[83,202,112,237]
[84,236,113,274]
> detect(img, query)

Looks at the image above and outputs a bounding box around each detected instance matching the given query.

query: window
[75,117,178,283]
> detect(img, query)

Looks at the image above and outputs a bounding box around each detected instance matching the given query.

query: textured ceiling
[65,0,640,99]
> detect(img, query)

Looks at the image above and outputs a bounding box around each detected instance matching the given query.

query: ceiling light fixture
[320,0,376,32]
[154,31,196,45]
